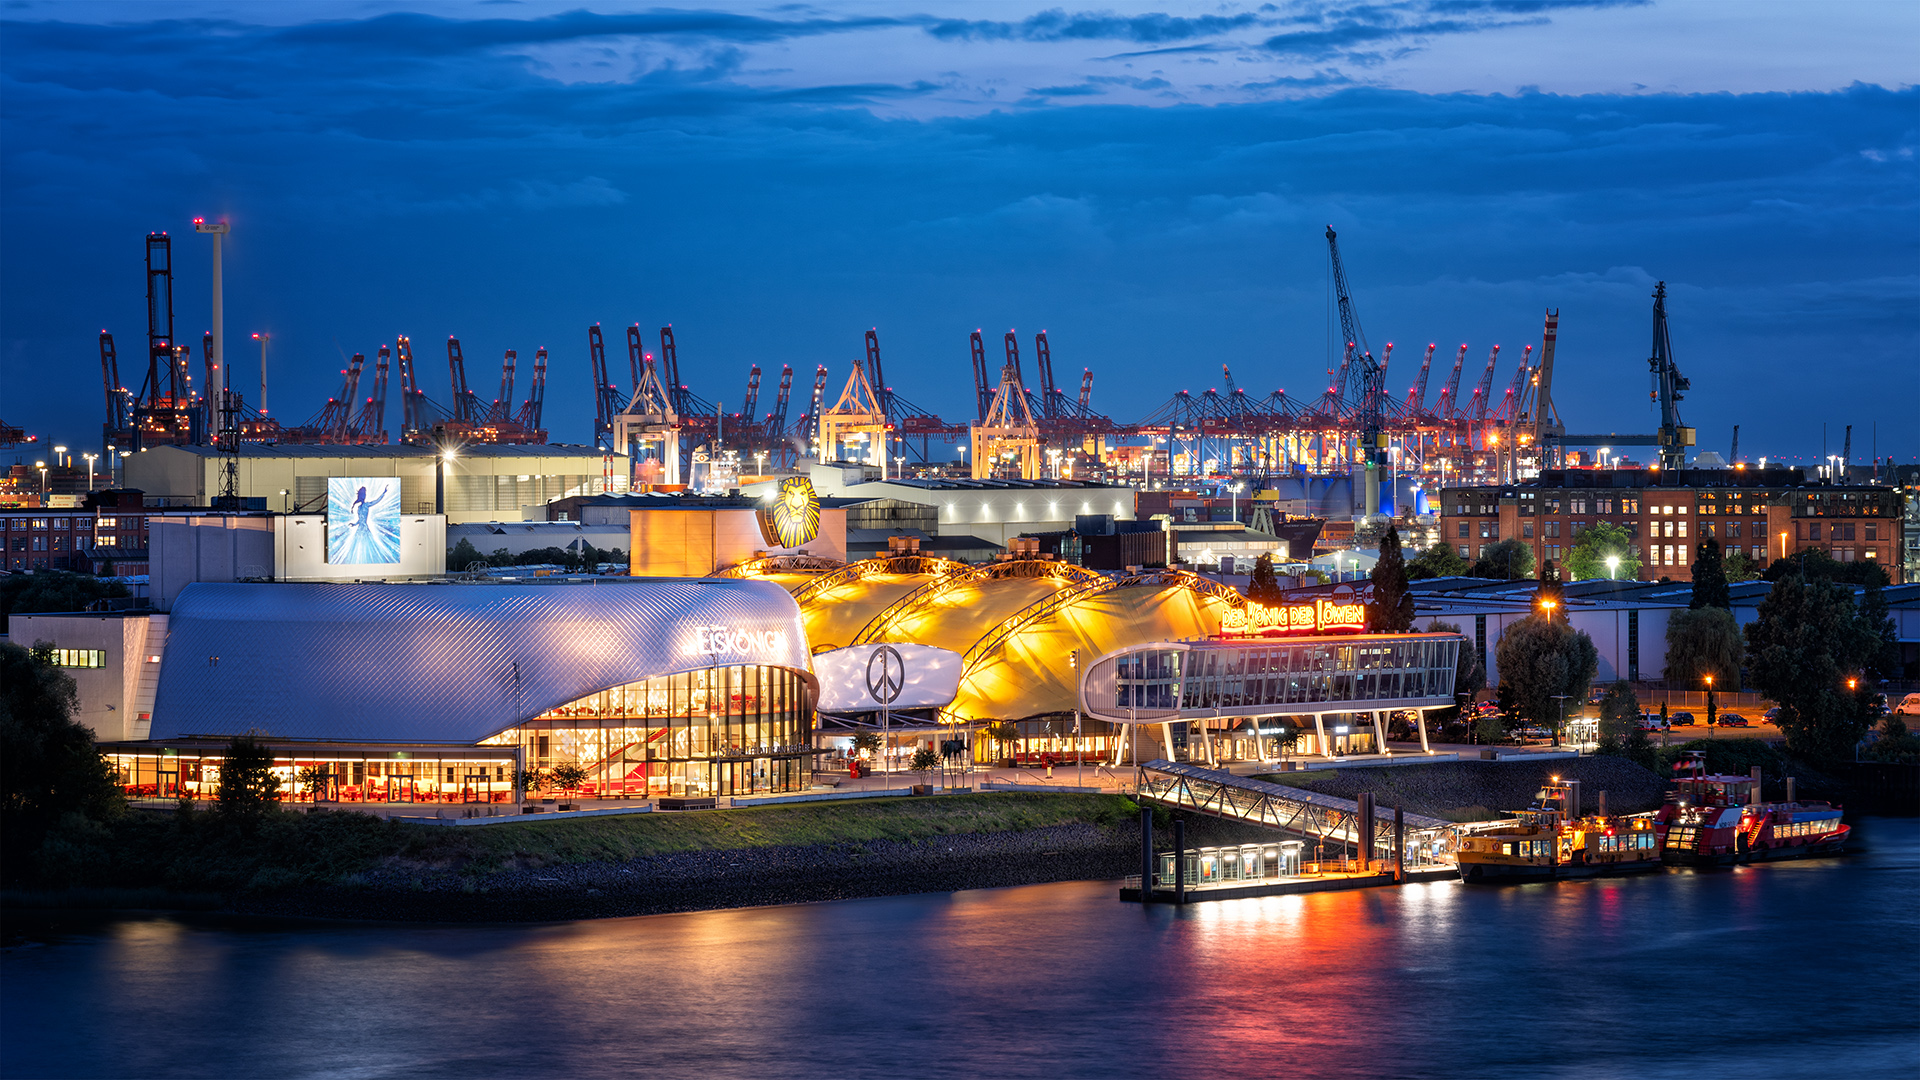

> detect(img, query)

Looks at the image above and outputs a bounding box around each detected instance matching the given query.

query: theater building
[1077,588,1464,764]
[96,578,817,803]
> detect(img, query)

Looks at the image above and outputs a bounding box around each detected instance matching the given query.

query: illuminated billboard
[327,477,402,564]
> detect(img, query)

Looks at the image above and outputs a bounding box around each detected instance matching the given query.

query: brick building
[1440,467,1906,584]
[2,490,152,574]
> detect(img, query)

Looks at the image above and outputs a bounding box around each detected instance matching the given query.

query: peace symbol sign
[866,645,906,705]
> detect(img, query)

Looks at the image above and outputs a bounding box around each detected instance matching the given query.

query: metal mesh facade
[150,580,813,744]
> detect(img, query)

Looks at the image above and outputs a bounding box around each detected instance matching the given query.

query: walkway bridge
[1137,760,1458,865]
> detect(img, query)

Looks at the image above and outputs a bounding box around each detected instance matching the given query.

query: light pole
[1704,673,1716,732]
[1606,554,1619,580]
[1551,694,1569,748]
[55,444,68,469]
[195,218,229,404]
[36,460,47,502]
[1230,481,1243,523]
[83,453,97,492]
[1600,446,1610,470]
[436,448,457,515]
[252,333,270,415]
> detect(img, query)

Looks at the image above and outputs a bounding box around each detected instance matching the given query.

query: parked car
[1638,713,1667,731]
[1587,686,1609,706]
[1717,713,1749,727]
[1763,707,1782,724]
[1895,693,1920,718]
[1670,712,1696,726]
[1514,725,1549,740]
[1474,701,1501,717]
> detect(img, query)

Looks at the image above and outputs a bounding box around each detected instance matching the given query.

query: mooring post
[1394,804,1406,881]
[1358,792,1375,872]
[1140,803,1154,902]
[1174,817,1186,905]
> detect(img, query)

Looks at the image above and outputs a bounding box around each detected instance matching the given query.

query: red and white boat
[1653,752,1849,866]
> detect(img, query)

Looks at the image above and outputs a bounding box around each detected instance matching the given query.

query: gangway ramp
[1137,760,1457,863]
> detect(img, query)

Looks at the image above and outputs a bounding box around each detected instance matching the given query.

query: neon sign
[1220,598,1367,637]
[692,626,791,658]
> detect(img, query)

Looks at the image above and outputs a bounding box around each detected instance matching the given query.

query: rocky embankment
[232,822,1140,922]
[1264,757,1669,820]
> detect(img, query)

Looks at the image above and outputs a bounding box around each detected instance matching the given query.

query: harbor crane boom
[1325,225,1387,516]
[589,324,619,451]
[1408,343,1436,415]
[1436,344,1467,419]
[970,331,992,421]
[1648,282,1693,470]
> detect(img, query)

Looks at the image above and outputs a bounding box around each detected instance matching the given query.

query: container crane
[489,349,517,423]
[741,365,762,426]
[1078,369,1094,413]
[1034,330,1060,421]
[970,331,992,421]
[347,345,389,444]
[1648,282,1693,471]
[1469,345,1501,424]
[446,337,482,423]
[768,365,794,439]
[589,323,620,451]
[1325,225,1387,516]
[1435,344,1467,420]
[515,347,547,436]
[1406,343,1436,415]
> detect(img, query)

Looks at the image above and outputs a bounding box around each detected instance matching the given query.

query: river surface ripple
[4,818,1917,1080]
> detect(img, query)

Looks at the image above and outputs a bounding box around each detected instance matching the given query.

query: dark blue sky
[3,1,1915,465]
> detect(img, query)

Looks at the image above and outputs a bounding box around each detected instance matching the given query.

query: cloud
[0,7,1912,462]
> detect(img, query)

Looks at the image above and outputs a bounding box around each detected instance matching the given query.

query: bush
[216,735,282,820]
[1,642,124,884]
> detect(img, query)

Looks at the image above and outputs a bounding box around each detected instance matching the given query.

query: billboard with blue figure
[327,477,403,564]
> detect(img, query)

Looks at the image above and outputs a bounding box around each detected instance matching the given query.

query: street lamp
[1704,673,1717,730]
[36,460,47,500]
[82,453,98,492]
[436,447,457,515]
[1605,554,1620,580]
[1230,481,1244,523]
[1551,694,1569,747]
[55,445,68,469]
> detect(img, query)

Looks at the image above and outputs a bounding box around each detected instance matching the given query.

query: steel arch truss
[787,553,968,606]
[847,557,1108,647]
[1137,760,1457,860]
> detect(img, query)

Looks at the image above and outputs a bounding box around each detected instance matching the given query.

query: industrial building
[122,443,626,524]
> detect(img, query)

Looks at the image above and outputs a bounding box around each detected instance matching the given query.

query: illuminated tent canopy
[736,555,1238,722]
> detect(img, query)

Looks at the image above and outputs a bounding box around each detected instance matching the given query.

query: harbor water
[4,818,1916,1080]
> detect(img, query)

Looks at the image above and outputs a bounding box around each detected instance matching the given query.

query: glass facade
[484,664,814,798]
[108,663,815,804]
[1105,635,1461,715]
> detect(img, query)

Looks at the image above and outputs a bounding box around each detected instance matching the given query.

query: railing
[1136,760,1458,863]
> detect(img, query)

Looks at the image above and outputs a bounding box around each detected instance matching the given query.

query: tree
[1664,607,1743,691]
[986,721,1021,761]
[296,765,332,804]
[851,732,883,756]
[0,642,123,880]
[1564,521,1641,582]
[1690,534,1730,609]
[1744,574,1881,760]
[1406,540,1467,580]
[1723,549,1761,583]
[216,734,282,819]
[1469,538,1534,580]
[908,747,940,776]
[1246,553,1285,604]
[549,762,590,797]
[1367,525,1415,633]
[1596,681,1642,748]
[448,537,484,570]
[1763,548,1890,587]
[1422,620,1485,703]
[1270,719,1302,763]
[1494,614,1599,733]
[0,571,132,635]
[1859,572,1902,680]
[513,766,547,799]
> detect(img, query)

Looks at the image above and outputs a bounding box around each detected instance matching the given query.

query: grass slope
[17,793,1139,898]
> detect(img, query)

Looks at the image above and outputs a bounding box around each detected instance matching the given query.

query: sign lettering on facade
[691,626,791,658]
[1220,594,1368,637]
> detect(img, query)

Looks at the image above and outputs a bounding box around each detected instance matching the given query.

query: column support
[1314,712,1334,759]
[1372,709,1391,757]
[1417,707,1433,755]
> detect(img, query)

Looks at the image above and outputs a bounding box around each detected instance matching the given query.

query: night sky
[2,1,1914,465]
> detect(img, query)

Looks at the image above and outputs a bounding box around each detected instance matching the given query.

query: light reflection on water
[4,820,1916,1080]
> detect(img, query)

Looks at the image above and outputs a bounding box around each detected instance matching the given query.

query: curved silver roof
[151,580,814,744]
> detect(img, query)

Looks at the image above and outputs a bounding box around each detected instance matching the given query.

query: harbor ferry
[1653,753,1849,866]
[1456,779,1663,883]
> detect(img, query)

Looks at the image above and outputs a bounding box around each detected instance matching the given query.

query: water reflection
[4,820,1916,1080]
